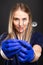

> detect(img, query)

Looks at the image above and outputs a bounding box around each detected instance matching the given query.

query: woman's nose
[19,20,23,26]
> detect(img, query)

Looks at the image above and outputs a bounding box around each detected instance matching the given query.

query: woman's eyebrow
[13,17,27,20]
[22,18,27,20]
[13,17,19,20]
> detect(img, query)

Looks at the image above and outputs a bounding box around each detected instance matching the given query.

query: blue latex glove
[1,39,21,59]
[17,40,34,63]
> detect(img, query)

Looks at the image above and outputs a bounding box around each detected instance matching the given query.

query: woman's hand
[17,40,34,63]
[1,39,21,59]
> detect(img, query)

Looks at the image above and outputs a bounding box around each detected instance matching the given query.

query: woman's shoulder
[31,32,43,47]
[32,32,43,39]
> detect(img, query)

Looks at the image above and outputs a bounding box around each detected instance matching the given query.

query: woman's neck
[16,32,25,40]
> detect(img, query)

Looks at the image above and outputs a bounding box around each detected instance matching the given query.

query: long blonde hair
[7,3,33,42]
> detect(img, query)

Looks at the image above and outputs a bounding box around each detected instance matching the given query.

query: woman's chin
[18,30,24,33]
[16,29,25,33]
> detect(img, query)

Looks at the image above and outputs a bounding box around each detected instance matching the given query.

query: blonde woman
[0,3,43,65]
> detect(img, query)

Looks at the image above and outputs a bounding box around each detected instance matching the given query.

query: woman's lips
[18,27,23,31]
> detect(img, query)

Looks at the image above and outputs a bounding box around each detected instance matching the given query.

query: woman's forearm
[31,44,42,62]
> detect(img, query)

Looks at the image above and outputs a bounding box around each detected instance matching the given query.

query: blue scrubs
[0,32,43,65]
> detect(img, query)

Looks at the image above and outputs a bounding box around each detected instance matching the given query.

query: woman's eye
[15,18,19,21]
[13,17,19,21]
[23,18,27,22]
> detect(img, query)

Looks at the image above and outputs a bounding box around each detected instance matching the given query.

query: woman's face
[12,9,30,33]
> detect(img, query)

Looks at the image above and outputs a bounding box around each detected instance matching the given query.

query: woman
[0,3,43,65]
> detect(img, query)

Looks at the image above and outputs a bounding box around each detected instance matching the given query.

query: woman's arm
[31,44,42,62]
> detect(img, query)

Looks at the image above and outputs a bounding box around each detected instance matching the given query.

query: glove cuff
[1,49,9,60]
[27,50,35,62]
[1,49,13,60]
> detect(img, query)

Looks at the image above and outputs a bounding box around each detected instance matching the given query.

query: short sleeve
[30,32,43,48]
